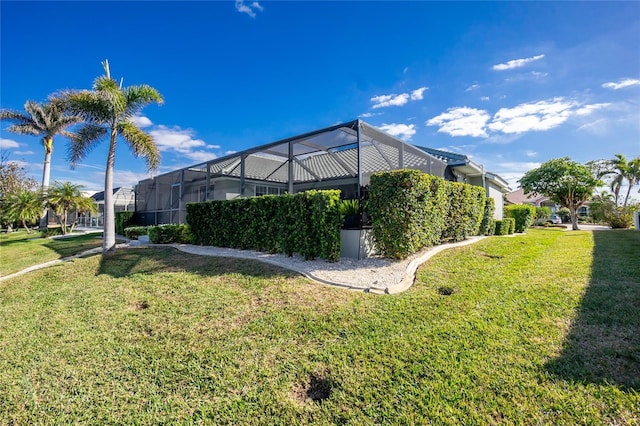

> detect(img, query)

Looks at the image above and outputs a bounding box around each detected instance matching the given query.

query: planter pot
[340,229,375,259]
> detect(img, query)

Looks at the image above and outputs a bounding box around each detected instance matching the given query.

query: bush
[558,207,571,223]
[368,169,485,259]
[124,226,149,240]
[40,226,64,238]
[115,211,135,235]
[148,224,192,244]
[606,206,635,229]
[535,206,551,220]
[494,220,509,236]
[505,218,516,234]
[186,190,342,261]
[441,182,486,243]
[479,197,496,236]
[505,204,536,233]
[368,170,447,259]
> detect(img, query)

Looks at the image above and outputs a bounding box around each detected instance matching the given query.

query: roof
[139,120,509,191]
[91,187,131,202]
[505,188,550,205]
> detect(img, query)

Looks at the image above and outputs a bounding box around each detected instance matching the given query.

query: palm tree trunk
[39,137,53,229]
[103,129,117,253]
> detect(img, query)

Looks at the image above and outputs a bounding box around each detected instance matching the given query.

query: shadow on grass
[545,230,640,390]
[97,246,301,280]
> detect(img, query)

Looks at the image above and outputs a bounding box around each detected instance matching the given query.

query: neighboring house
[135,120,511,225]
[74,187,135,228]
[506,188,558,212]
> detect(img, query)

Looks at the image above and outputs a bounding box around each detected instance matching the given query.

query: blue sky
[1,1,639,194]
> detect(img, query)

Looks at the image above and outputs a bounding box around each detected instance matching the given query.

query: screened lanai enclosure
[135,120,453,226]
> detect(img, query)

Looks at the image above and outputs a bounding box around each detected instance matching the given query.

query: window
[255,185,286,197]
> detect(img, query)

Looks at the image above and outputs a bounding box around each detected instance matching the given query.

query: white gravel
[171,237,486,294]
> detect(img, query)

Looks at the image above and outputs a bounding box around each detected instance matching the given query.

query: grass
[0,228,638,424]
[0,230,104,277]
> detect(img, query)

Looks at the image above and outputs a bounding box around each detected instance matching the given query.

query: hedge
[441,182,486,242]
[148,224,192,244]
[367,170,448,259]
[115,211,135,235]
[367,169,485,259]
[124,226,149,240]
[505,204,536,233]
[479,197,496,236]
[494,219,509,235]
[186,190,342,261]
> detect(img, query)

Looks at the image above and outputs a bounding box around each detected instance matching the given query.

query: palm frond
[123,85,163,115]
[68,124,108,168]
[118,121,160,170]
[55,90,113,124]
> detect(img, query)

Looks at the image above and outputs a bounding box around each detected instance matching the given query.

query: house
[134,120,511,226]
[506,188,557,211]
[74,187,135,228]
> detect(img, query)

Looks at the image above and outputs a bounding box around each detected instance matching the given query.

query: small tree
[519,157,601,230]
[45,181,97,234]
[4,189,43,233]
[0,153,38,231]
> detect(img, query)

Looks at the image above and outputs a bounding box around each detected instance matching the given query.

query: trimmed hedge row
[505,204,536,233]
[494,218,516,235]
[479,197,496,236]
[115,211,135,235]
[124,226,149,240]
[367,169,486,259]
[186,190,342,261]
[148,224,192,244]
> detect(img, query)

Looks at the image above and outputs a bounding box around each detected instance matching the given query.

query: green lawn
[0,229,638,424]
[0,230,104,277]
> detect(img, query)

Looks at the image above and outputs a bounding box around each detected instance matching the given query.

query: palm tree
[5,189,43,233]
[596,154,640,207]
[45,181,97,234]
[622,157,640,207]
[0,101,81,228]
[54,60,162,253]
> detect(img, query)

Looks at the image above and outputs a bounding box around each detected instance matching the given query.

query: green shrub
[186,190,342,261]
[505,204,536,233]
[441,182,486,243]
[535,206,551,220]
[478,197,495,236]
[494,220,509,236]
[148,224,192,244]
[40,226,64,238]
[558,207,571,223]
[368,170,447,259]
[606,206,635,229]
[505,218,516,234]
[124,226,149,240]
[115,211,135,235]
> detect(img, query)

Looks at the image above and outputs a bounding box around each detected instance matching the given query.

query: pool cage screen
[135,120,450,226]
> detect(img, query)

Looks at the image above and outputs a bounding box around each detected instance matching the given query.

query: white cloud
[602,78,640,90]
[427,98,610,138]
[0,138,20,149]
[487,98,576,134]
[371,86,427,109]
[525,150,537,158]
[131,115,152,128]
[480,96,490,102]
[150,125,218,162]
[378,123,416,141]
[466,84,479,92]
[235,0,263,18]
[575,103,611,116]
[411,87,428,100]
[426,107,491,138]
[531,71,548,78]
[14,150,34,156]
[492,54,545,71]
[371,93,409,109]
[359,112,383,118]
[224,150,238,156]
